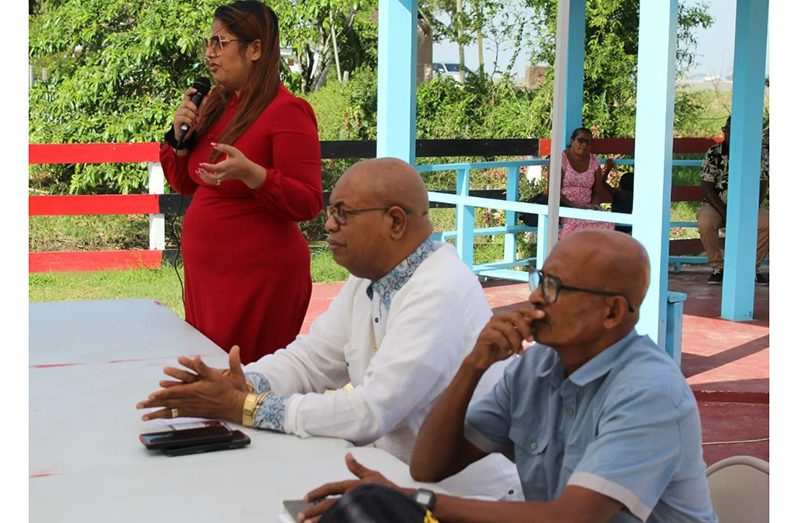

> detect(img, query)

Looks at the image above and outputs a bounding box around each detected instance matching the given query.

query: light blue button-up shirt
[465,330,717,522]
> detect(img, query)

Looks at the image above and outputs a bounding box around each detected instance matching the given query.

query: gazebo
[373,0,769,350]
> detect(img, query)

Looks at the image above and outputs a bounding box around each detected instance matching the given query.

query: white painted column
[148,162,165,251]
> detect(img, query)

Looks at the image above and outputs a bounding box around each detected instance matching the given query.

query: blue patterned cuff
[253,393,287,432]
[244,372,272,393]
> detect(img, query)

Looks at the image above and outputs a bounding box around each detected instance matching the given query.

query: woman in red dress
[159,1,322,364]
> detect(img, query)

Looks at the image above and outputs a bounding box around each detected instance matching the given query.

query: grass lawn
[29,248,350,319]
[28,206,704,319]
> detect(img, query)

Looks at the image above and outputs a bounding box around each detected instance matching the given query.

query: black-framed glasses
[574,137,592,145]
[528,270,635,313]
[203,35,242,55]
[326,204,411,226]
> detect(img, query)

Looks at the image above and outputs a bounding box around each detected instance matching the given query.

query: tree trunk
[457,0,465,83]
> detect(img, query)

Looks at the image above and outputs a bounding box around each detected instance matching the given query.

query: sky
[433,0,752,80]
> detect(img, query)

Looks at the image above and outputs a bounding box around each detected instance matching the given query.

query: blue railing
[418,158,703,282]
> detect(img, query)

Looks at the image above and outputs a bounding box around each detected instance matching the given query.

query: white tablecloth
[30,299,446,522]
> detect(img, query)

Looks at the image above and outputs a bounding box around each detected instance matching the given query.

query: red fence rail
[29,139,716,273]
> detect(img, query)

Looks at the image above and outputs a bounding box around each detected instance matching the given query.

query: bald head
[326,158,434,281]
[342,158,430,215]
[554,230,650,313]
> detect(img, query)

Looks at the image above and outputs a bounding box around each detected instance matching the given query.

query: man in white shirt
[137,157,521,499]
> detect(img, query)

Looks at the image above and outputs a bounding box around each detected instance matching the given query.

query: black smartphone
[139,423,233,450]
[162,430,251,457]
[283,499,317,522]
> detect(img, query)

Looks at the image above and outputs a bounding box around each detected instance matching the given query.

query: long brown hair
[195,1,281,160]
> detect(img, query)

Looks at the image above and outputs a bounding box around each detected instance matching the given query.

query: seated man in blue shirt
[299,229,717,523]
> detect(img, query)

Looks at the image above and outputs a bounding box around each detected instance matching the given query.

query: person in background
[555,127,616,238]
[697,115,769,285]
[610,171,633,234]
[138,158,523,501]
[160,1,323,364]
[298,230,717,523]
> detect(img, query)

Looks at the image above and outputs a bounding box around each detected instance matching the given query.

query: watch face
[415,491,433,506]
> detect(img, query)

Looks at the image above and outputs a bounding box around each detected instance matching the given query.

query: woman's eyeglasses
[574,137,592,145]
[203,35,242,55]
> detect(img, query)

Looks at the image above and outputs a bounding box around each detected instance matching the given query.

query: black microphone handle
[176,91,207,146]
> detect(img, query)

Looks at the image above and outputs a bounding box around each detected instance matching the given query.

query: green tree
[522,0,712,137]
[28,0,379,194]
[29,0,225,193]
[275,0,378,93]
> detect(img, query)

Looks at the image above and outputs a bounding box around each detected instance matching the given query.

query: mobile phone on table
[283,499,317,522]
[139,423,233,450]
[162,430,251,457]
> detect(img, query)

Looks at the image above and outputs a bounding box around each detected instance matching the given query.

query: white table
[30,299,446,522]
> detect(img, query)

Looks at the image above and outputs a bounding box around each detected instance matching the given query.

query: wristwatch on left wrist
[411,488,437,511]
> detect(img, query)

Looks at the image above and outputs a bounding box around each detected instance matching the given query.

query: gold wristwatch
[241,393,259,427]
[241,391,270,427]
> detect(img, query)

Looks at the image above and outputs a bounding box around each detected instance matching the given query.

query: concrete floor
[302,264,769,466]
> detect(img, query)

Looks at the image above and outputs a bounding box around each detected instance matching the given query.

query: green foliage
[523,0,713,137]
[310,246,350,282]
[274,0,378,93]
[29,0,220,194]
[416,74,537,141]
[29,214,149,251]
[339,65,379,140]
[28,0,379,195]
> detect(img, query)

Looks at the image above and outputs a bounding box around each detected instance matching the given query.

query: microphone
[177,77,211,148]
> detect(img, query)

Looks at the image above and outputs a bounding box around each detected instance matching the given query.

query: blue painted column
[632,0,678,347]
[456,168,475,268]
[722,0,769,320]
[504,166,519,263]
[562,0,586,144]
[376,0,418,163]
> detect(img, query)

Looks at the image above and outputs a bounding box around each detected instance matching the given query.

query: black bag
[518,193,572,227]
[519,193,547,227]
[320,484,435,523]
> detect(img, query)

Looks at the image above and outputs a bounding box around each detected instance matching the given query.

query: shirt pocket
[509,424,552,500]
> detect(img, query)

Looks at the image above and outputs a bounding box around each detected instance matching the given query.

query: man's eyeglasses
[528,270,635,313]
[203,35,242,55]
[574,137,592,145]
[326,204,411,226]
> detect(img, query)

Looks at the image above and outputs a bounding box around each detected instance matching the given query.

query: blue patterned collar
[367,237,437,309]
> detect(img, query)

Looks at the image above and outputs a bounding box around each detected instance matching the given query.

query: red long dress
[159,85,323,364]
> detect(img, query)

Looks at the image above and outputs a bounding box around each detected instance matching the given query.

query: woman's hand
[197,143,268,189]
[172,87,207,152]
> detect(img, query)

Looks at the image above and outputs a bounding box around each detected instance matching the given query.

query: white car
[432,62,472,83]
